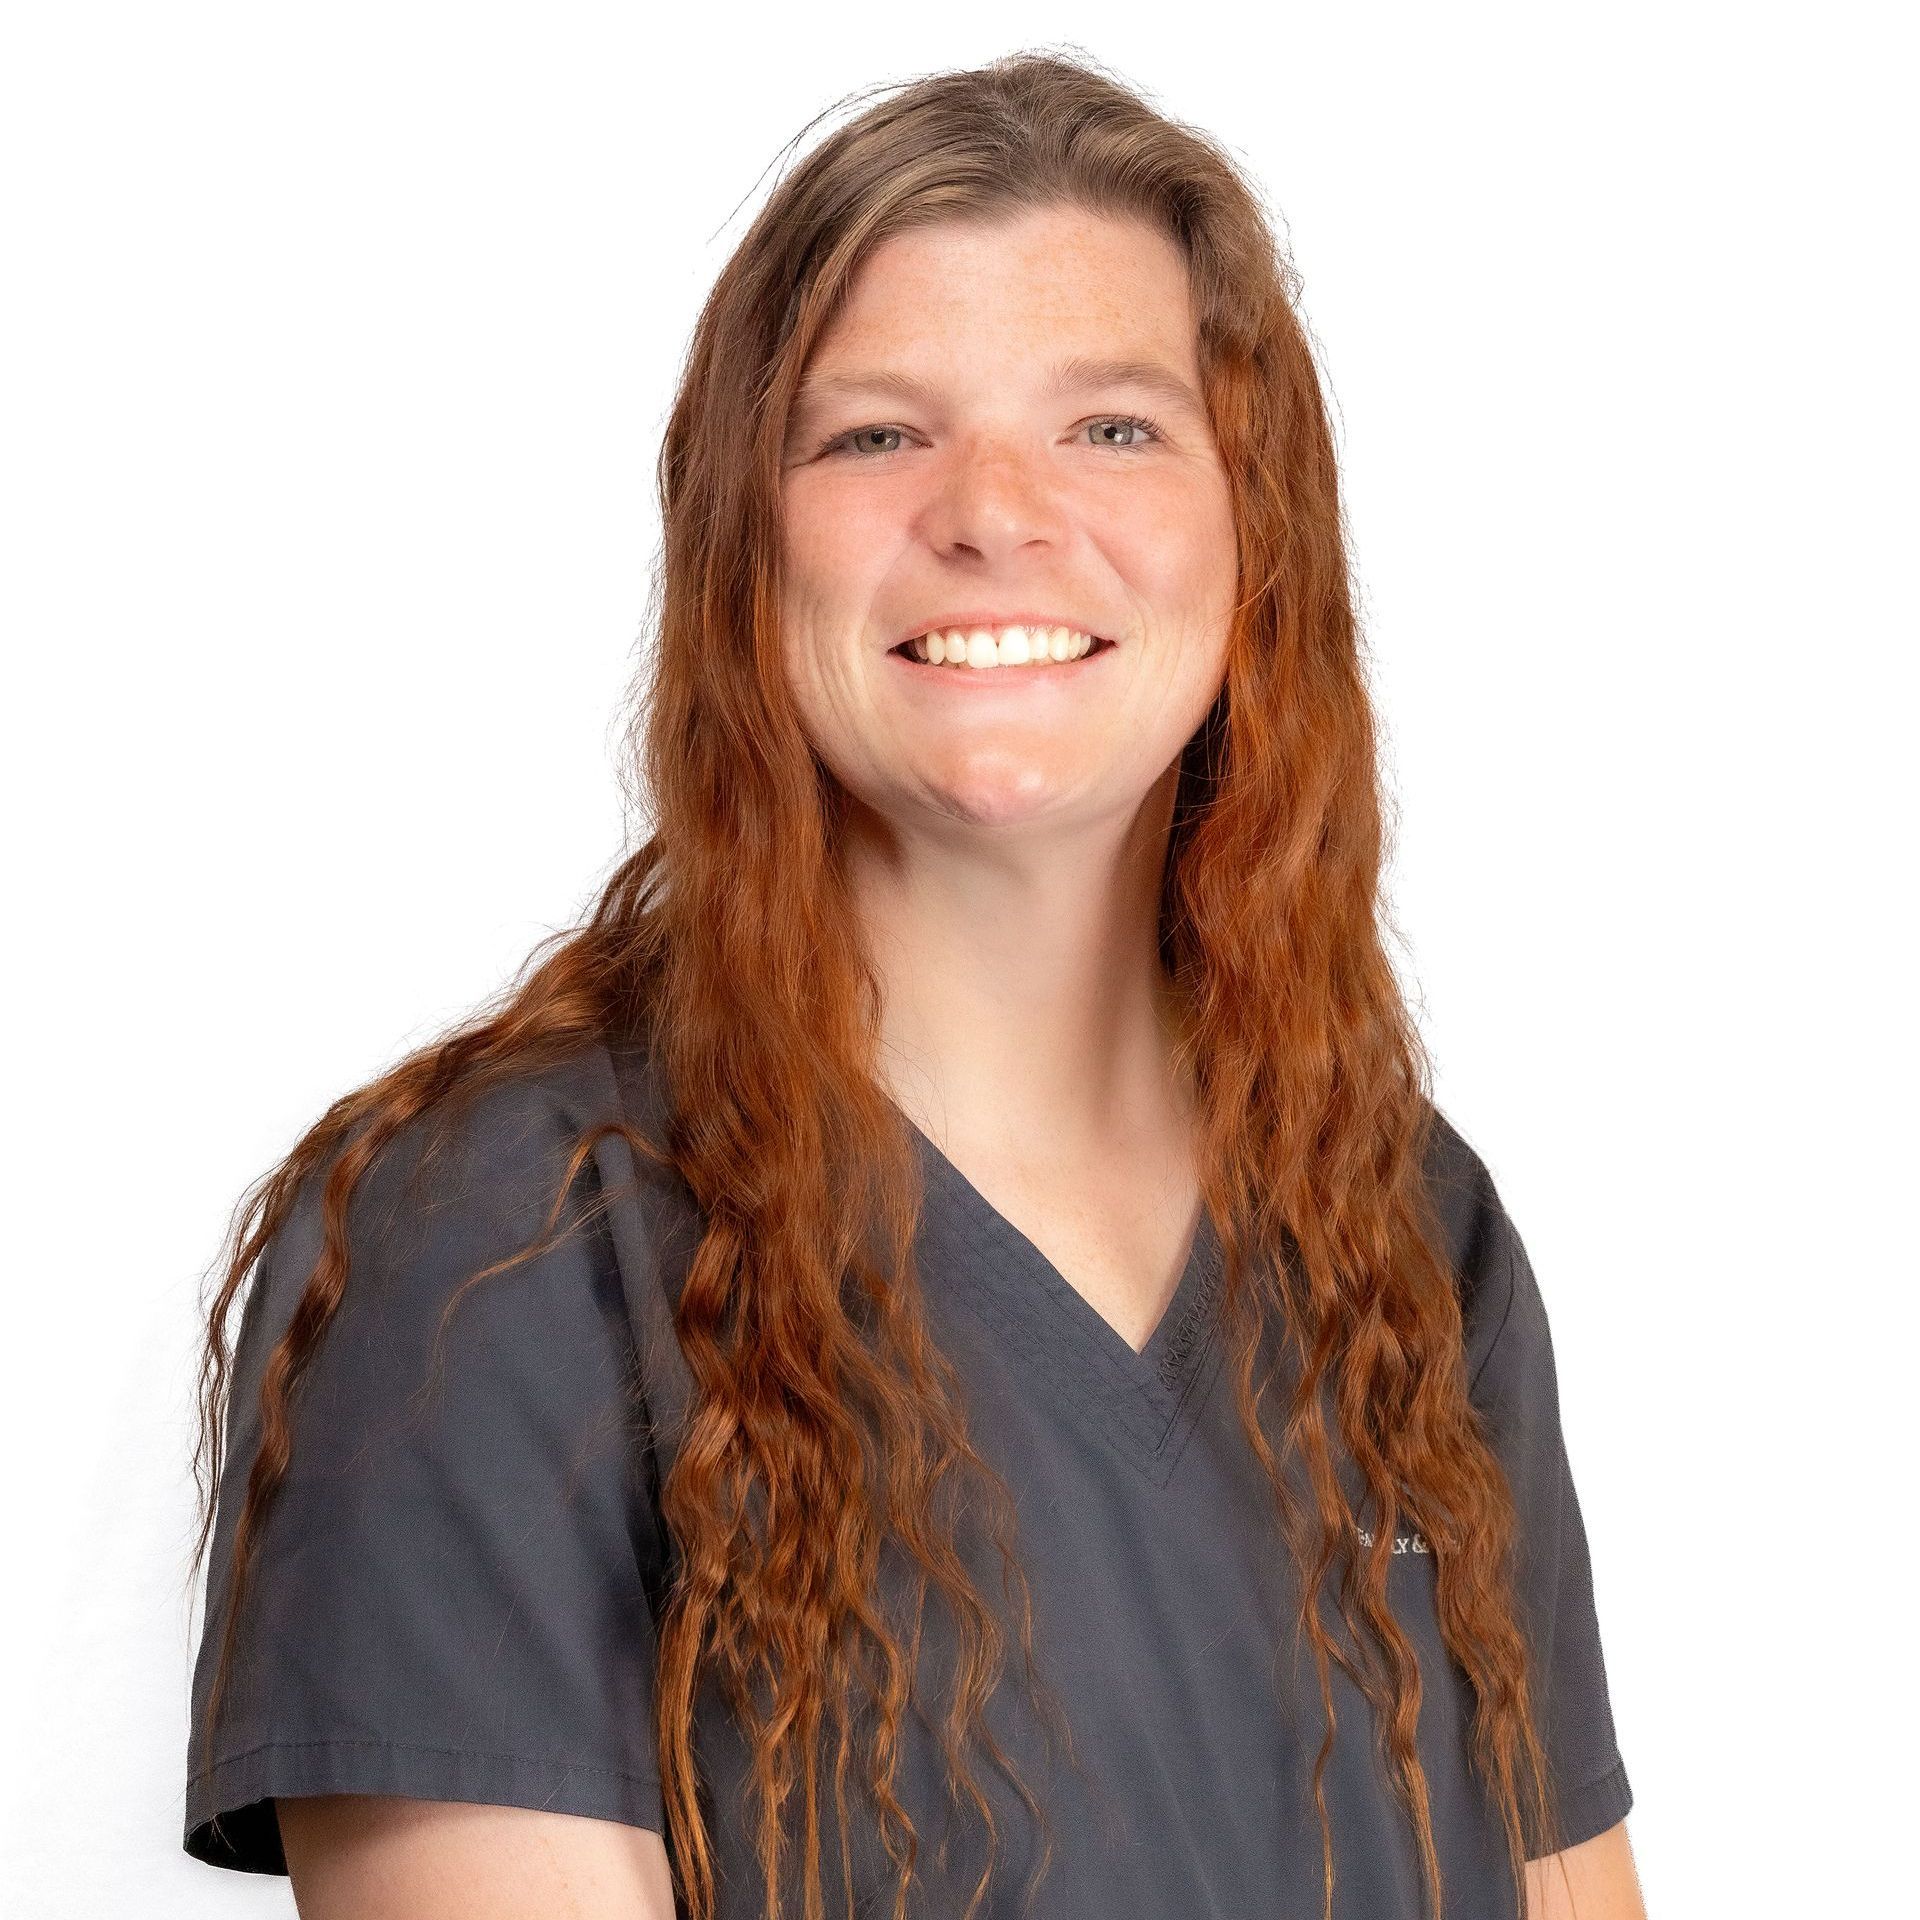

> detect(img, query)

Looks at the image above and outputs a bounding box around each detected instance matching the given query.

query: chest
[679,1282,1476,1920]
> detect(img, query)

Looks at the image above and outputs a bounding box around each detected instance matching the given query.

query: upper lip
[893,612,1113,649]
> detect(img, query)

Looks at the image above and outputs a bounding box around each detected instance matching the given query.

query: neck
[844,764,1193,1155]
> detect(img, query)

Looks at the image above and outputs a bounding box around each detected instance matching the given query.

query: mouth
[889,628,1117,672]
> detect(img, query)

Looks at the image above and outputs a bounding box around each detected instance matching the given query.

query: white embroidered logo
[1354,1525,1431,1555]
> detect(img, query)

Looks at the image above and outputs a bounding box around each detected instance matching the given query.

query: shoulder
[356,1034,649,1216]
[242,1035,693,1417]
[1416,1100,1527,1391]
[214,1033,704,1584]
[249,1040,624,1384]
[278,1034,675,1269]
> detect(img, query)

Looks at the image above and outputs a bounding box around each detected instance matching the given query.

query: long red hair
[191,49,1569,1920]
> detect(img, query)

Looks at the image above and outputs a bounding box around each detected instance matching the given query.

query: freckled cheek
[790,478,913,560]
[1101,480,1231,579]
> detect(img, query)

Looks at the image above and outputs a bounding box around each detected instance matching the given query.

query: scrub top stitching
[908,1130,1230,1487]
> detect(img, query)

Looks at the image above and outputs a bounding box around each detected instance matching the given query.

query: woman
[183,51,1643,1920]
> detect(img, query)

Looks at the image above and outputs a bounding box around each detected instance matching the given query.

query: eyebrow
[789,354,1208,432]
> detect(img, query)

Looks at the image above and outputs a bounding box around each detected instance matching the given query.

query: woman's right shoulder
[238,1030,702,1464]
[292,1029,683,1268]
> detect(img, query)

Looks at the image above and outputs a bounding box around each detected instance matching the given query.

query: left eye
[1085,413,1165,450]
[815,413,1168,459]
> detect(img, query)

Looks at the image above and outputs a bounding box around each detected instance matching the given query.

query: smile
[892,624,1115,670]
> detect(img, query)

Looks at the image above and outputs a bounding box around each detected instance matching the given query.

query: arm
[1524,1817,1647,1920]
[280,1795,679,1920]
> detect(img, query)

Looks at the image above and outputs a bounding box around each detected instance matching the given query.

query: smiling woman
[182,48,1643,1920]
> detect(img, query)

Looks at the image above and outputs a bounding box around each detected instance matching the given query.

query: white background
[4,5,1911,1913]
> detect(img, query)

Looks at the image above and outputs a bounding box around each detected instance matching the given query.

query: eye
[812,412,1170,460]
[817,425,909,458]
[1085,412,1167,450]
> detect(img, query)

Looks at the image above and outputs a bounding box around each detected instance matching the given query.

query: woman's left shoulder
[1415,1101,1531,1386]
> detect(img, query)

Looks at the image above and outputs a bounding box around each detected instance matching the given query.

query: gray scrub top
[182,1038,1632,1915]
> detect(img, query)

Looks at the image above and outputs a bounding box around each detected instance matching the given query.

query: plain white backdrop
[4,5,1911,1913]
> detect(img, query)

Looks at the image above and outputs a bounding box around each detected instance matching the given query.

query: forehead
[795,208,1205,411]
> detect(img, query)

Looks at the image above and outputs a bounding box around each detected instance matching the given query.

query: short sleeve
[183,1062,671,1874]
[1428,1110,1635,1858]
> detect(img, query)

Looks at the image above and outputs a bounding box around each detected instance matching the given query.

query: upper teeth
[907,625,1099,668]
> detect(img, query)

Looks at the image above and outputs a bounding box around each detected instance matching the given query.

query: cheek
[777,611,890,795]
[1102,468,1236,591]
[1108,484,1237,681]
[780,633,865,765]
[1137,652,1228,776]
[781,500,874,700]
[783,476,907,584]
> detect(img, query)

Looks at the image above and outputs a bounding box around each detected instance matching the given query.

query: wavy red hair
[190,48,1571,1920]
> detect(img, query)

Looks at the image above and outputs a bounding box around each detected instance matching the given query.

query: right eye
[818,425,909,458]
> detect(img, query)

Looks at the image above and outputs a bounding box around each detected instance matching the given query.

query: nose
[917,436,1072,565]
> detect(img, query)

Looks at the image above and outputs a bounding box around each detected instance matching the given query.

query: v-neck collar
[903,1117,1229,1487]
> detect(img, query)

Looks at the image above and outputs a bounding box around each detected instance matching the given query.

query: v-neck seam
[909,1131,1226,1486]
[917,1138,1199,1397]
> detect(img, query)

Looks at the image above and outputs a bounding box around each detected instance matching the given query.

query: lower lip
[886,639,1117,688]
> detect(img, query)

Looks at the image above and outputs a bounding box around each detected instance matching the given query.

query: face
[778,204,1238,843]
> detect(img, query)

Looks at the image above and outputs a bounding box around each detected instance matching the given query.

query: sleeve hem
[184,1737,666,1875]
[1528,1754,1633,1861]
